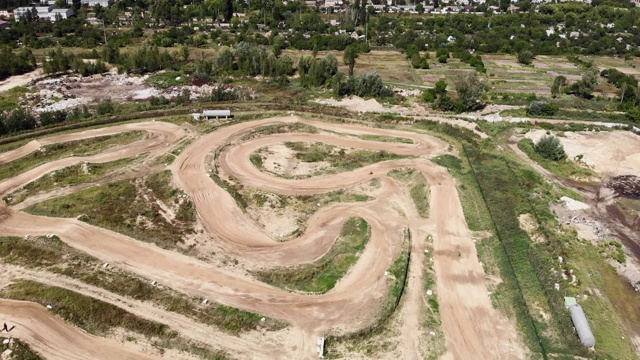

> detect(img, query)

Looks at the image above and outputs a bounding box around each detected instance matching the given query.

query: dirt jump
[0,115,523,359]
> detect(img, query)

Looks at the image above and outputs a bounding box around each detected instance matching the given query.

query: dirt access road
[0,115,523,359]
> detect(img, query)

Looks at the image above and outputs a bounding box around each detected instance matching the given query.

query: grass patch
[355,134,414,144]
[409,177,430,218]
[241,122,318,140]
[0,131,144,181]
[324,228,411,358]
[565,240,640,359]
[145,71,189,89]
[388,168,430,218]
[1,279,171,337]
[0,235,285,335]
[0,280,230,359]
[0,86,32,113]
[277,141,408,177]
[5,157,139,205]
[421,238,445,360]
[431,154,493,231]
[0,337,43,360]
[517,138,599,182]
[501,108,629,124]
[255,217,370,293]
[24,177,195,250]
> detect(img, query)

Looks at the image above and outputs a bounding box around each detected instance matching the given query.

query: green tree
[343,44,358,76]
[5,108,36,133]
[517,50,534,65]
[534,135,566,161]
[451,73,486,111]
[223,0,233,22]
[96,98,115,115]
[551,75,567,98]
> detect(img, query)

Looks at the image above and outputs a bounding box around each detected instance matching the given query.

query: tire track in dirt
[0,115,523,359]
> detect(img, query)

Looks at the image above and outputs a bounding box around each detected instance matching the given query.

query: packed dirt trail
[0,299,150,360]
[1,115,522,359]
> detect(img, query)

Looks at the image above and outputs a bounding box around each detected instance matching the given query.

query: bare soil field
[524,130,640,177]
[0,115,525,359]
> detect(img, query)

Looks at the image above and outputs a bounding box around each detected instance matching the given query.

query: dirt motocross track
[0,116,523,359]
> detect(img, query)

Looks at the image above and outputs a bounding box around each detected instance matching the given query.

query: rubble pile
[606,175,640,199]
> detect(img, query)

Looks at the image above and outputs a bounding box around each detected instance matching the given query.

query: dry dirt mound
[606,175,640,199]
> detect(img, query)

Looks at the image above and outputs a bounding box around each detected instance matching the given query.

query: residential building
[67,0,114,7]
[14,6,74,22]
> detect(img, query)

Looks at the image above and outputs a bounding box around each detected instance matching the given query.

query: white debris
[429,331,436,336]
[424,249,429,253]
[2,339,9,345]
[202,299,209,304]
[426,290,433,296]
[102,263,109,268]
[385,271,390,276]
[558,256,563,263]
[560,196,590,211]
[260,317,266,322]
[316,203,321,207]
[24,235,30,240]
[554,283,560,291]
[151,280,158,286]
[46,234,55,238]
[2,349,12,357]
[46,304,53,310]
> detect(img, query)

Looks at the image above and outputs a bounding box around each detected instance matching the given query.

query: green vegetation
[0,86,32,113]
[145,71,189,89]
[324,228,411,357]
[534,135,566,161]
[279,141,408,177]
[255,217,370,293]
[0,132,144,181]
[0,280,229,360]
[0,337,42,360]
[0,235,284,335]
[409,178,430,218]
[25,177,195,250]
[1,279,171,337]
[501,107,630,123]
[431,154,493,231]
[355,134,413,144]
[518,138,598,181]
[387,167,430,218]
[421,236,445,360]
[5,157,139,205]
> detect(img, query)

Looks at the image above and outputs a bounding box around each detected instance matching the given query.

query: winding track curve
[1,116,519,359]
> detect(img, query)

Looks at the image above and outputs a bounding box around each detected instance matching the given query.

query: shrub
[534,135,566,161]
[526,101,559,116]
[96,98,115,115]
[517,50,534,65]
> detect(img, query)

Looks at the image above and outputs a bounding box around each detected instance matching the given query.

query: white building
[14,6,74,21]
[67,0,114,7]
[49,8,74,20]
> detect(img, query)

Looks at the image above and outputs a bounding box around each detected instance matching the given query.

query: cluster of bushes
[0,105,94,136]
[405,45,429,69]
[526,100,559,116]
[453,50,486,73]
[42,47,107,76]
[215,42,294,79]
[534,135,566,161]
[332,72,394,98]
[423,74,486,113]
[0,47,36,81]
[298,54,338,87]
